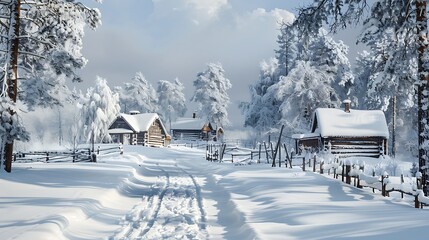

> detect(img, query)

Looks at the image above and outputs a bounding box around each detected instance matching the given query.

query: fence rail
[297,155,429,209]
[13,144,123,163]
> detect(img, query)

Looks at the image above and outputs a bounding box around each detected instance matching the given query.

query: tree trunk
[392,96,396,157]
[416,0,429,195]
[4,0,20,173]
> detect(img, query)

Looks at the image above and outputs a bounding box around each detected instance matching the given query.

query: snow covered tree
[240,58,282,133]
[354,21,418,158]
[191,63,231,127]
[78,77,120,144]
[241,23,303,136]
[308,28,354,103]
[274,61,339,136]
[243,26,352,138]
[156,78,187,129]
[0,0,100,172]
[120,72,158,114]
[275,22,298,77]
[294,0,429,195]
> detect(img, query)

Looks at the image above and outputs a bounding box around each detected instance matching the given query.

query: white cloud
[151,0,229,23]
[185,0,229,19]
[271,8,295,24]
[249,8,295,25]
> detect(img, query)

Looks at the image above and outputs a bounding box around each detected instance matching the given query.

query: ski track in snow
[111,154,208,240]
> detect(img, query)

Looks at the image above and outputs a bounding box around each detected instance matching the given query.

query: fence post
[401,174,404,199]
[283,144,289,168]
[353,169,357,187]
[357,175,362,188]
[270,142,275,167]
[46,152,49,162]
[320,160,324,174]
[302,157,305,171]
[342,162,345,182]
[381,174,389,197]
[264,142,269,164]
[313,155,316,172]
[346,164,351,185]
[97,146,100,155]
[415,195,420,208]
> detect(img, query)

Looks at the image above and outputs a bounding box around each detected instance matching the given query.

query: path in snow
[111,146,256,239]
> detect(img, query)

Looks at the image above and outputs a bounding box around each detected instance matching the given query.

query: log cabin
[170,113,216,141]
[108,111,169,147]
[292,101,389,158]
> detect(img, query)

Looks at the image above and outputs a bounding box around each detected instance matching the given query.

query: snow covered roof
[291,133,320,140]
[111,113,167,133]
[171,117,207,130]
[312,108,389,139]
[107,128,134,134]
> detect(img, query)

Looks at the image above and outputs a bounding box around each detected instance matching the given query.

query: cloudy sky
[78,0,323,129]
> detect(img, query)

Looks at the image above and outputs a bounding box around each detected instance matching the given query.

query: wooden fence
[206,143,274,164]
[299,156,429,209]
[204,139,429,209]
[13,144,123,163]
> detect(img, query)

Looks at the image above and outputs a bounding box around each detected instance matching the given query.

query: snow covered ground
[1,145,428,240]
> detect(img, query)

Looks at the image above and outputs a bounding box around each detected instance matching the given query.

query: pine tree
[0,0,100,172]
[191,63,231,127]
[120,72,158,114]
[308,28,354,103]
[274,61,338,136]
[240,58,282,133]
[156,78,187,129]
[275,22,298,77]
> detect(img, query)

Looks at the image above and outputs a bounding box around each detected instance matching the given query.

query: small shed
[170,116,215,141]
[108,112,169,147]
[292,103,389,158]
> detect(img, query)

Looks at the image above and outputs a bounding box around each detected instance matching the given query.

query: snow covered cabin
[170,114,216,141]
[108,111,169,147]
[292,101,389,158]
